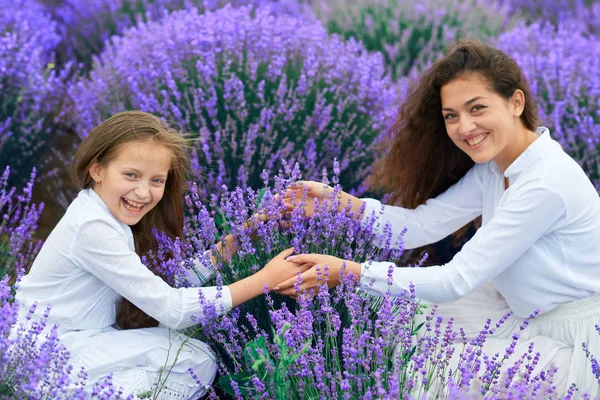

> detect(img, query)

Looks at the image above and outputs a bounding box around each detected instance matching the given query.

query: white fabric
[410,282,600,397]
[15,188,230,398]
[359,127,600,317]
[359,127,600,396]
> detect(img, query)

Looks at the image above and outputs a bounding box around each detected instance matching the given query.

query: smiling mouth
[122,198,146,212]
[466,132,489,147]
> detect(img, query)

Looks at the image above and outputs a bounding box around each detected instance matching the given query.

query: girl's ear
[89,160,104,184]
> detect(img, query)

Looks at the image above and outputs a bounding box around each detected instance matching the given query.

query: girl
[277,41,600,396]
[14,111,305,399]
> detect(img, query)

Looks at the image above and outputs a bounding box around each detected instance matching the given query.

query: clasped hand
[272,253,362,298]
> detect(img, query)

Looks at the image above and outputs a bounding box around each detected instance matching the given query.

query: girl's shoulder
[65,189,128,237]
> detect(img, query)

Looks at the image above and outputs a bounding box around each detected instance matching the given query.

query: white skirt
[412,282,600,398]
[59,325,217,399]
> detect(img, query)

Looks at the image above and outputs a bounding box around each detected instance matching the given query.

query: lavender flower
[496,22,600,191]
[0,167,44,280]
[503,0,600,35]
[180,165,560,398]
[67,5,397,198]
[41,0,313,70]
[311,0,513,79]
[0,0,67,183]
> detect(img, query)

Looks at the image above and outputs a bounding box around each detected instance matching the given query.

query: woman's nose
[458,115,476,136]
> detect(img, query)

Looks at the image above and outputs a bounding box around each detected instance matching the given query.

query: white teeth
[467,133,488,146]
[123,198,145,210]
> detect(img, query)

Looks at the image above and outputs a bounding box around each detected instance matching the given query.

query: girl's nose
[134,182,151,200]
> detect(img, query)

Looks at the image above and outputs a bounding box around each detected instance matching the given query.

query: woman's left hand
[273,254,362,297]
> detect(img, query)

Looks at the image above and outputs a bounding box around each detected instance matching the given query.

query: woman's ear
[89,160,104,184]
[511,89,525,117]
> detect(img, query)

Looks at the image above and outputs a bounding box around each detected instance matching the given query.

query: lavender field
[1,0,600,398]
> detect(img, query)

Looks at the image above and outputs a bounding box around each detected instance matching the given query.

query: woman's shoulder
[533,141,600,218]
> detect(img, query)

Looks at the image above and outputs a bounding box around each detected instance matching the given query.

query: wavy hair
[73,110,191,329]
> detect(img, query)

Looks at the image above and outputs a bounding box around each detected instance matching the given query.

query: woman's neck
[494,128,539,174]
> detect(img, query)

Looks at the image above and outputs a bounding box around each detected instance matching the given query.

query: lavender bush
[0,168,134,399]
[0,0,68,184]
[310,0,513,80]
[0,276,136,399]
[0,167,44,280]
[155,164,563,398]
[40,0,312,71]
[496,22,600,192]
[67,5,397,199]
[503,0,599,34]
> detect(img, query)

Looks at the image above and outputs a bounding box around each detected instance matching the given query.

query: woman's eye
[472,105,487,112]
[444,113,456,120]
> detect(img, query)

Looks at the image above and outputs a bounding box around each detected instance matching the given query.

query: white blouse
[359,127,600,318]
[16,188,232,331]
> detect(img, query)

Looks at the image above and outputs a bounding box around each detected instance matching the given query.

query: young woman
[14,111,306,399]
[277,41,600,396]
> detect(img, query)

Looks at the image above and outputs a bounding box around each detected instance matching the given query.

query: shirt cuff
[359,260,394,297]
[360,198,383,225]
[219,285,233,316]
[185,250,216,286]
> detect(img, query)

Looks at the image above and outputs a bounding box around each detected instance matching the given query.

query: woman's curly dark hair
[370,40,539,208]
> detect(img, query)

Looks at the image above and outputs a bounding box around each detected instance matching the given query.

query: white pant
[62,326,217,399]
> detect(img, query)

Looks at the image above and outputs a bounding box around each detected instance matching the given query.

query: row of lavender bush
[1,0,600,398]
[2,0,599,191]
[3,165,600,398]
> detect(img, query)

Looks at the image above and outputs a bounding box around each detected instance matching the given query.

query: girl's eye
[125,172,136,178]
[153,179,165,184]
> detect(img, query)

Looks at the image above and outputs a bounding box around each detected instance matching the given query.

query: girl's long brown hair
[73,110,191,329]
[370,40,540,208]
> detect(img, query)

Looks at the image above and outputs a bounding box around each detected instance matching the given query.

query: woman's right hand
[283,181,365,218]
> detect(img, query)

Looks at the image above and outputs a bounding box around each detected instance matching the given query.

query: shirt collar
[502,126,550,179]
[84,188,131,231]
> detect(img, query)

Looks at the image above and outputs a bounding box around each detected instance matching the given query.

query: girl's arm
[184,215,267,286]
[73,221,302,330]
[183,234,236,286]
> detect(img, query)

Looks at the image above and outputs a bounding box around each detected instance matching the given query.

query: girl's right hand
[283,181,365,218]
[228,248,312,307]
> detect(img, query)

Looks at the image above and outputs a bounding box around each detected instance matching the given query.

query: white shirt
[359,127,600,318]
[16,188,232,331]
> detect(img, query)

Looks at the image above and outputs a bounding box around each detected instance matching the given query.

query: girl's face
[90,140,172,226]
[440,73,523,170]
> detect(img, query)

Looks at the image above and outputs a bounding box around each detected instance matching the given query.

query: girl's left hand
[273,254,362,297]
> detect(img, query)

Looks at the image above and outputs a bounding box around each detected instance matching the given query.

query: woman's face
[441,73,522,168]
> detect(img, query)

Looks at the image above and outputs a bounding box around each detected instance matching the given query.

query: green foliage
[314,0,513,79]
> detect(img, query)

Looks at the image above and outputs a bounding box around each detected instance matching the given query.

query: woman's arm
[285,165,485,250]
[280,184,565,303]
[361,164,485,250]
